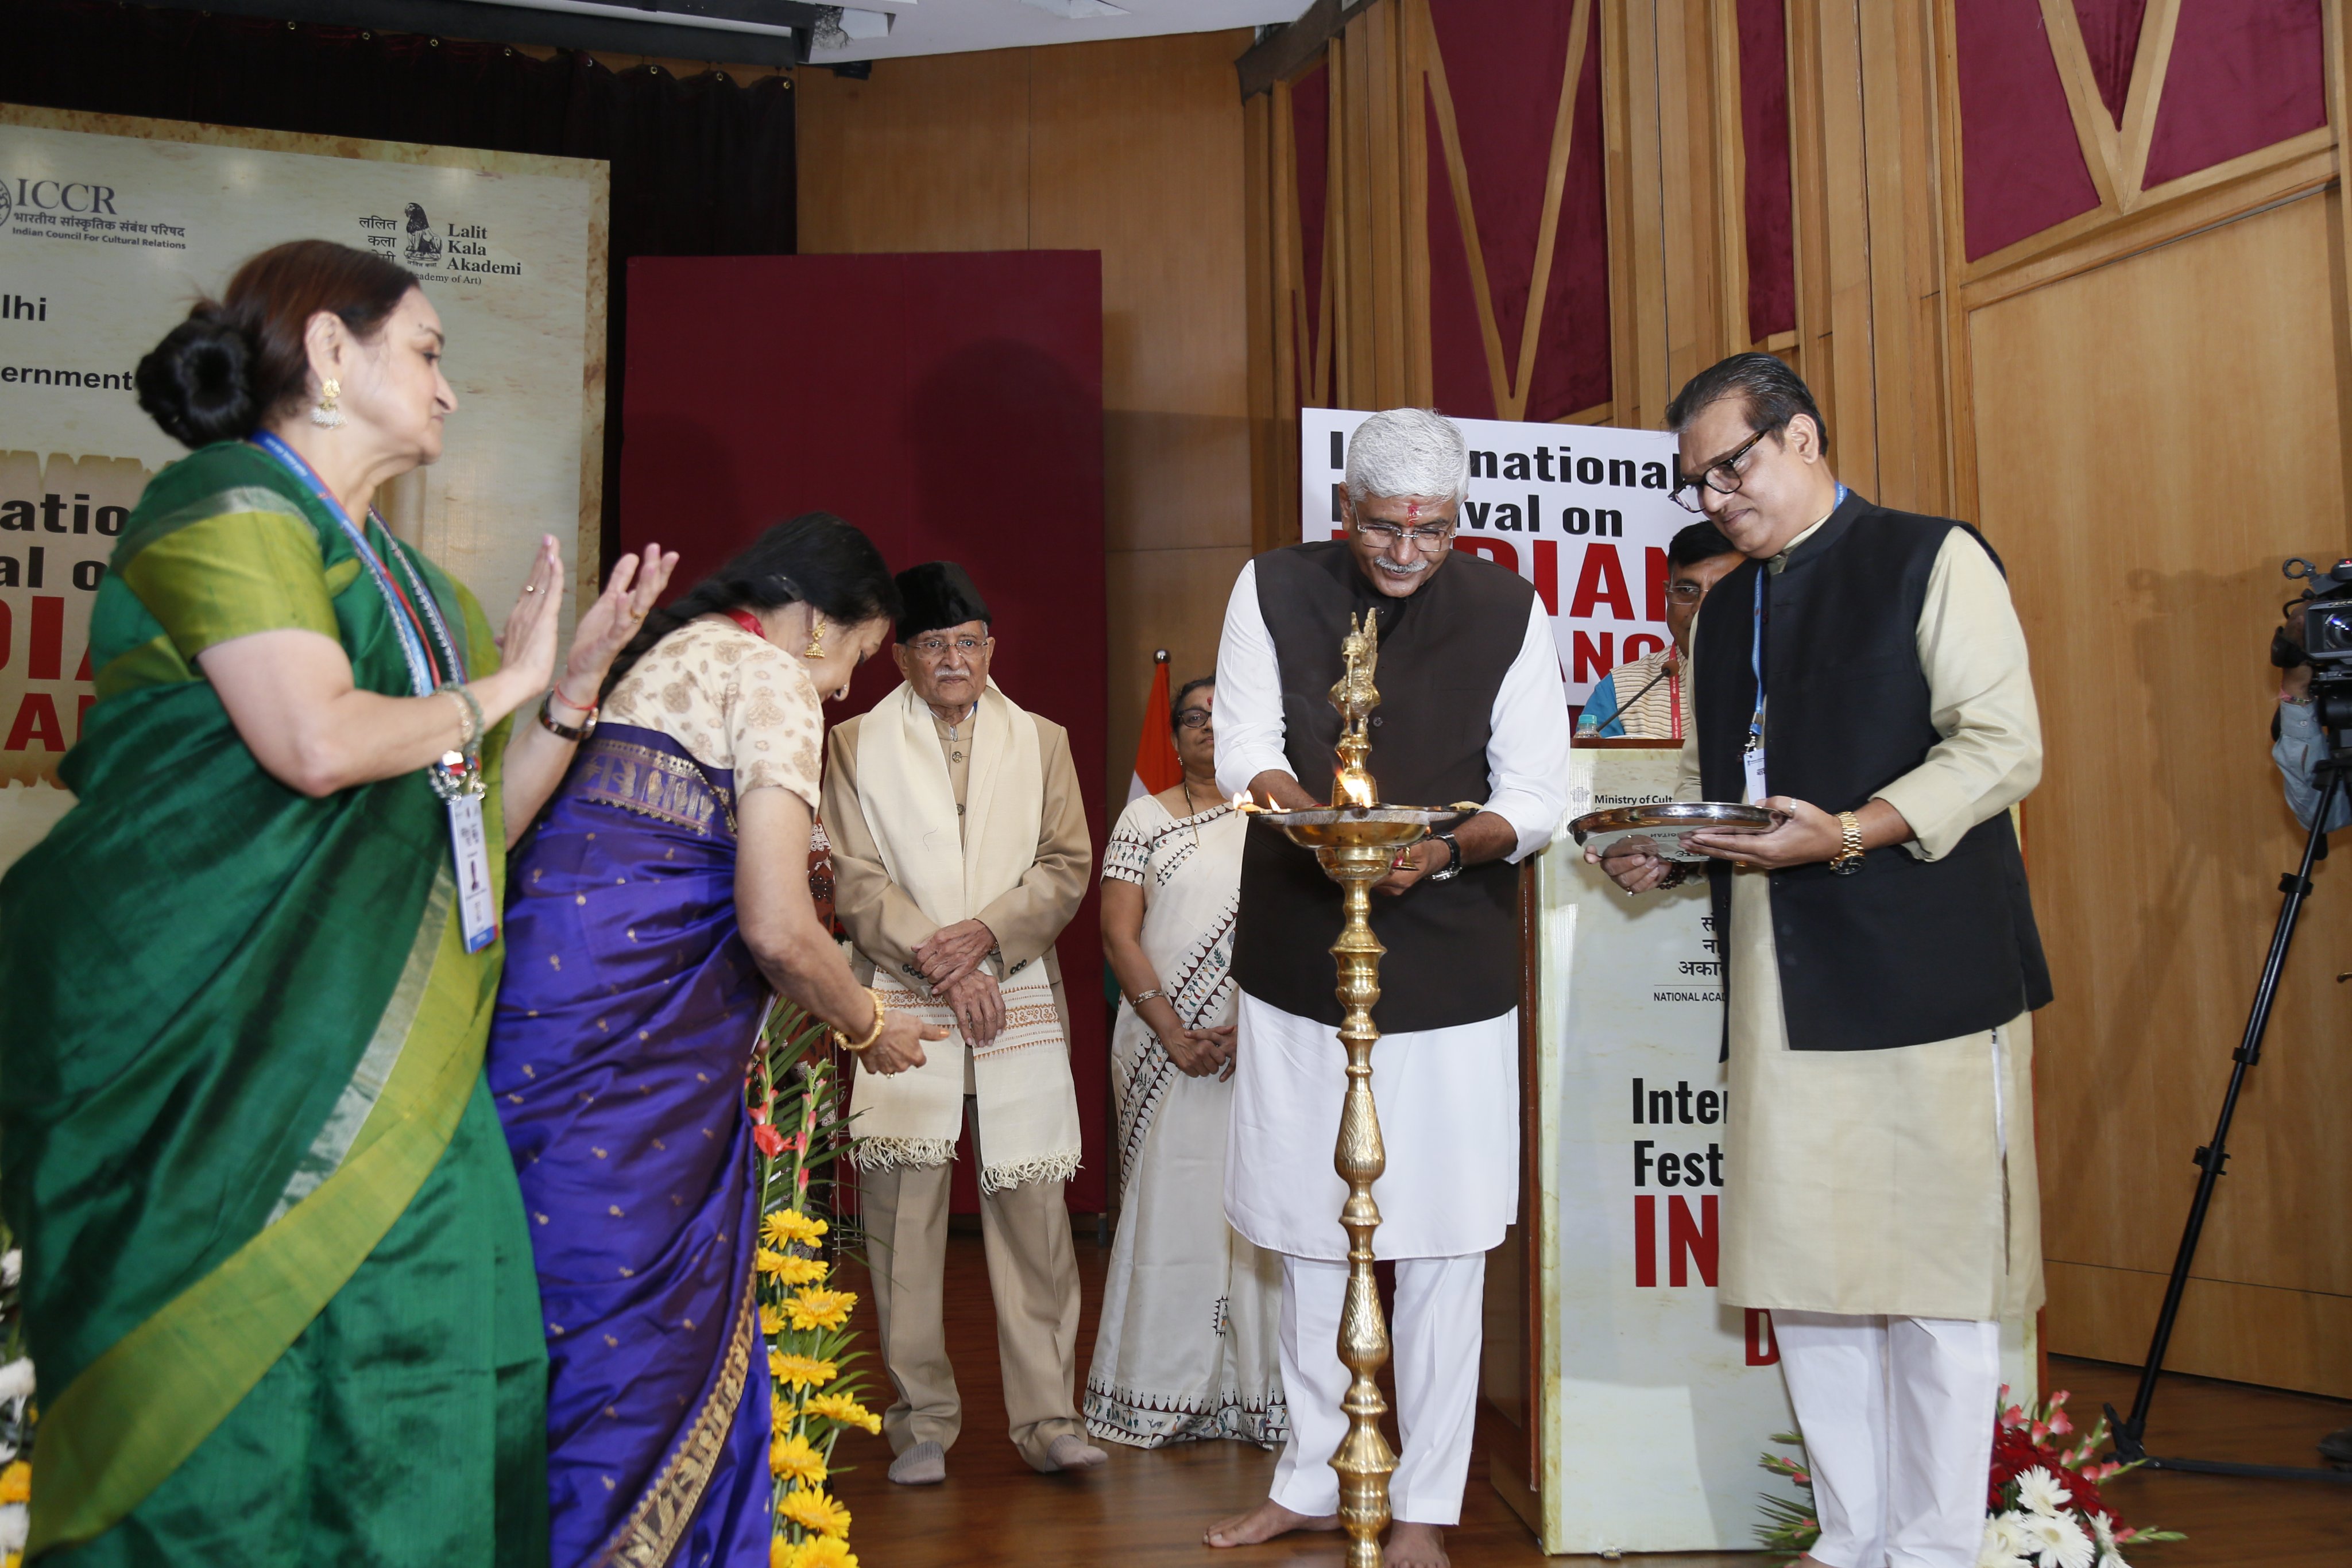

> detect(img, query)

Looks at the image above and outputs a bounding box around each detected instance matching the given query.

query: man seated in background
[1578,519,1742,739]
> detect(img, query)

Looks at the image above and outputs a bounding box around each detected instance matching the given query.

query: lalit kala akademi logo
[357,204,521,278]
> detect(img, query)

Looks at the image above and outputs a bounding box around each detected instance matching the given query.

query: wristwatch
[1828,811,1865,876]
[1426,829,1464,882]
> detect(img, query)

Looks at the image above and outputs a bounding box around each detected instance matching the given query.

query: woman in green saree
[0,239,675,1565]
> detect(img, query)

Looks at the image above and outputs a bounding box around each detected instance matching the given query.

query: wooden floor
[830,1228,2352,1565]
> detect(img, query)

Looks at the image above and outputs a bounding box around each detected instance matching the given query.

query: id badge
[1742,742,1768,806]
[448,795,500,953]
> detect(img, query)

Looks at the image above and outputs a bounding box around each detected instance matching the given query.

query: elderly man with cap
[1205,409,1572,1568]
[821,562,1102,1484]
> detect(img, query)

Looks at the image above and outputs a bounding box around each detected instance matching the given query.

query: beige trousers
[858,1094,1085,1472]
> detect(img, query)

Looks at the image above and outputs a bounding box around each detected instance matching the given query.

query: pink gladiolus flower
[753,1123,785,1157]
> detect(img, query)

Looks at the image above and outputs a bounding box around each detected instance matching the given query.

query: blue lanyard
[1749,483,1847,748]
[249,432,466,698]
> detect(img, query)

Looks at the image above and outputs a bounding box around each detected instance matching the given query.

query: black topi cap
[894,562,992,642]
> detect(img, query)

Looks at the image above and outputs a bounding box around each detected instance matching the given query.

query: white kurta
[1685,522,2047,1321]
[1212,562,1573,1261]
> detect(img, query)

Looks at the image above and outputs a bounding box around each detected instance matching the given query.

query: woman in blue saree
[488,517,941,1567]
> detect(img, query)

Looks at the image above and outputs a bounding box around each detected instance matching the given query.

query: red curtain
[621,252,1111,1215]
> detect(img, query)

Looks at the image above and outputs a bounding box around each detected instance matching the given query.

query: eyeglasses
[1670,428,1770,513]
[1357,520,1457,550]
[908,634,988,659]
[1174,708,1214,730]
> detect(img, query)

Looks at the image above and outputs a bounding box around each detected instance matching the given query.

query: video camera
[2275,557,2352,744]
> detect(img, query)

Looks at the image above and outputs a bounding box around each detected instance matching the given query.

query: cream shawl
[846,680,1082,1191]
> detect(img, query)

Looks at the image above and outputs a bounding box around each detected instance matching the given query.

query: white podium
[1481,741,2034,1554]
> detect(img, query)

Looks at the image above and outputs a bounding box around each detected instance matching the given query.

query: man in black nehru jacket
[1204,408,1571,1568]
[1600,354,2049,1568]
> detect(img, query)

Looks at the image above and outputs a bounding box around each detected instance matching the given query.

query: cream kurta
[1682,521,2046,1321]
[823,703,1091,1035]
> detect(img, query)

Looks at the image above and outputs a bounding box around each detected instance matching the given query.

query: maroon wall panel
[1424,0,1610,422]
[1956,0,2104,259]
[620,251,1111,1214]
[1737,0,1796,340]
[2144,0,2325,187]
[1291,61,1330,404]
[1425,90,1492,419]
[1523,18,1610,423]
[2073,0,2150,125]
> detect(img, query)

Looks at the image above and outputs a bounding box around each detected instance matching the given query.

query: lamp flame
[1339,771,1376,808]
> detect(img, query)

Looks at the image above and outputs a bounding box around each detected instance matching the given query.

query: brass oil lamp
[1243,611,1473,1568]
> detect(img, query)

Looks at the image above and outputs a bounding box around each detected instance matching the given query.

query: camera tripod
[2105,756,2352,1484]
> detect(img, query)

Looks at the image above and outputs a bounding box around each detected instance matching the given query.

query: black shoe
[2319,1423,2352,1468]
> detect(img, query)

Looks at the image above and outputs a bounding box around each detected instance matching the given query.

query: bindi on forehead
[1404,500,1421,521]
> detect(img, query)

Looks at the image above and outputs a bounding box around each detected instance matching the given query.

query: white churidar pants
[1772,1311,2001,1568]
[1267,1252,1486,1526]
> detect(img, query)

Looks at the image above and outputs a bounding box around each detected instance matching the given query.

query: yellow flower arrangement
[0,1461,29,1505]
[768,1433,827,1488]
[763,1209,827,1248]
[784,1287,857,1333]
[759,1303,784,1337]
[768,1351,839,1391]
[782,1538,858,1568]
[802,1392,882,1434]
[769,1255,826,1287]
[777,1485,852,1539]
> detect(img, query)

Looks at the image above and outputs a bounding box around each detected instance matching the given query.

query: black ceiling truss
[115,0,835,67]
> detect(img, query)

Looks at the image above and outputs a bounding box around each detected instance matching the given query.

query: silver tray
[1568,801,1789,863]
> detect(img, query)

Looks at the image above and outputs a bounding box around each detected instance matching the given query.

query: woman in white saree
[1084,679,1287,1450]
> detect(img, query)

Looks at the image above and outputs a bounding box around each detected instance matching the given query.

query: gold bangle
[833,988,887,1053]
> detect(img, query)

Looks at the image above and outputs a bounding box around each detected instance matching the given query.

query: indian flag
[1127,649,1182,806]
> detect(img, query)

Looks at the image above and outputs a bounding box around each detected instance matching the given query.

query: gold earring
[311,377,344,429]
[802,615,828,660]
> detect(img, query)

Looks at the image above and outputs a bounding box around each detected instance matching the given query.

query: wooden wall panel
[799,33,1255,808]
[1968,192,2352,1394]
[796,51,1031,253]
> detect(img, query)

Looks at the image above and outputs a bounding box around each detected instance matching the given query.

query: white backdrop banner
[1297,406,1685,704]
[0,107,606,871]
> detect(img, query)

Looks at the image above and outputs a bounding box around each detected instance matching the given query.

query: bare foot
[1384,1521,1449,1567]
[1203,1499,1340,1548]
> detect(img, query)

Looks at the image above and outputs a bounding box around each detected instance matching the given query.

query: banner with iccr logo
[0,106,607,871]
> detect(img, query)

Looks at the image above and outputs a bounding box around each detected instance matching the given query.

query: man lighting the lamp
[1597,354,2051,1568]
[1205,408,1572,1568]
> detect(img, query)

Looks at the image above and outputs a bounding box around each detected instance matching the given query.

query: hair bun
[136,309,259,448]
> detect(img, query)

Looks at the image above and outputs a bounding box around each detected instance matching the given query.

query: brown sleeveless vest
[1233,541,1534,1032]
